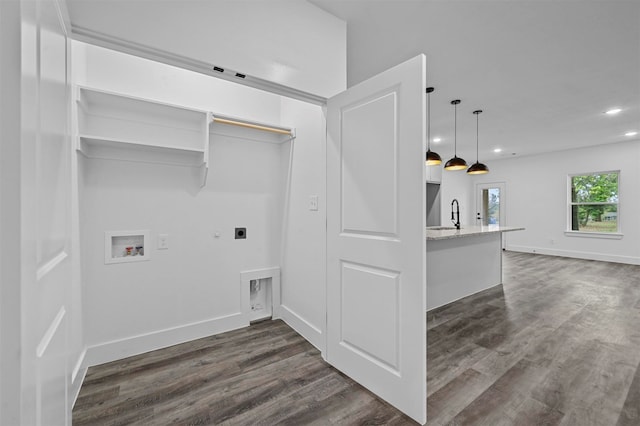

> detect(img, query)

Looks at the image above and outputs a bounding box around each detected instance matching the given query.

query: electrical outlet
[309,195,318,211]
[158,234,169,249]
[235,228,246,239]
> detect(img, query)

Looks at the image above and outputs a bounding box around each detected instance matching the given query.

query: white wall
[66,0,346,98]
[486,141,640,264]
[75,42,282,124]
[279,98,327,350]
[75,42,328,364]
[80,136,286,363]
[461,141,640,265]
[439,166,474,227]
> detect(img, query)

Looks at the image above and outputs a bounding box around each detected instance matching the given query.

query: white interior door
[326,55,427,424]
[21,0,73,423]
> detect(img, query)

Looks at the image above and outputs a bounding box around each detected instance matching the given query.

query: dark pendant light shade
[425,87,442,166]
[444,99,467,171]
[467,110,490,175]
[426,150,442,166]
[444,156,468,170]
[467,162,490,174]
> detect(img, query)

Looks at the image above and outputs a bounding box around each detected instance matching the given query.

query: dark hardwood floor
[73,252,640,425]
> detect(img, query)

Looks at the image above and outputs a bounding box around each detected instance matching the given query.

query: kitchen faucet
[451,199,461,230]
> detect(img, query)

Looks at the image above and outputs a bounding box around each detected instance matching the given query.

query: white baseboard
[70,349,87,408]
[279,304,324,352]
[507,245,640,265]
[84,313,247,368]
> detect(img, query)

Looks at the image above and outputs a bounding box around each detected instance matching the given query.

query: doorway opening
[476,182,506,227]
[476,182,507,250]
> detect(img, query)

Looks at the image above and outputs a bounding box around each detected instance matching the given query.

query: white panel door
[20,0,73,424]
[326,55,427,424]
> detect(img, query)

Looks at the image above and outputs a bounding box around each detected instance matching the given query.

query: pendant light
[444,99,467,171]
[467,110,490,174]
[425,87,442,166]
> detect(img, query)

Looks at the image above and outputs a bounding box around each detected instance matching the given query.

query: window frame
[565,170,622,239]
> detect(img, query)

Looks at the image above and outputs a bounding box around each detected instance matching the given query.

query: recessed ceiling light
[625,131,638,137]
[605,108,622,115]
[433,137,441,143]
[493,148,502,153]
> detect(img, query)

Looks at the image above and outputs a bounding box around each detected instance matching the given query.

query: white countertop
[426,225,525,240]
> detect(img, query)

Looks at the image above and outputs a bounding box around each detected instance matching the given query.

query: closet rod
[212,117,293,136]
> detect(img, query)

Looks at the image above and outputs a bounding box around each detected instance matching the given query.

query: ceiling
[65,0,639,161]
[309,0,640,160]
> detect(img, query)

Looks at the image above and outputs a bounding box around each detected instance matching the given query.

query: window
[568,171,619,234]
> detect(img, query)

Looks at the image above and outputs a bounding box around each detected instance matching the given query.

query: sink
[427,226,459,230]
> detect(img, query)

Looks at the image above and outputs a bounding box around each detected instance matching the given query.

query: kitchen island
[426,225,524,311]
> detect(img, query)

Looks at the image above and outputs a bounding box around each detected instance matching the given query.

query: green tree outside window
[570,172,619,233]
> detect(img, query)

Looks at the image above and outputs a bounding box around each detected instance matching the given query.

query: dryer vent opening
[249,278,272,322]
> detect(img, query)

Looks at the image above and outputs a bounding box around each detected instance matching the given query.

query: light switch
[158,234,169,249]
[309,195,319,211]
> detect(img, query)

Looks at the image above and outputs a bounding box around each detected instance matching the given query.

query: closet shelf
[78,135,207,167]
[73,86,296,187]
[74,86,211,186]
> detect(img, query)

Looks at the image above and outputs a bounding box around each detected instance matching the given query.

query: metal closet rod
[212,116,293,136]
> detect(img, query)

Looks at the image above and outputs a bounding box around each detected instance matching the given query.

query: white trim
[36,251,68,281]
[71,348,86,383]
[564,231,623,240]
[567,169,621,178]
[508,245,640,265]
[70,366,88,410]
[83,312,246,367]
[70,349,87,408]
[36,307,66,358]
[279,304,324,351]
[54,0,72,36]
[68,26,327,106]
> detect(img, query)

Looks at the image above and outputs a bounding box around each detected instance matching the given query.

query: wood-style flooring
[73,252,640,425]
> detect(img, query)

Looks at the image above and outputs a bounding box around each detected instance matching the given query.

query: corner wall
[279,99,327,351]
